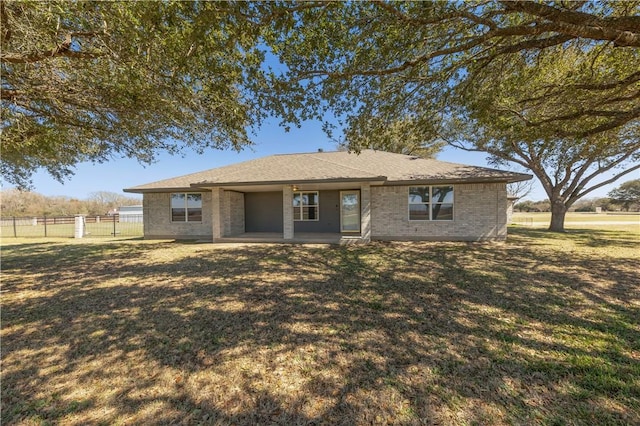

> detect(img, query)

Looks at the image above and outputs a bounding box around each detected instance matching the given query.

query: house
[117,205,143,223]
[123,150,531,243]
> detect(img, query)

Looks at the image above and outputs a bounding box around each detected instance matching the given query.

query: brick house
[124,150,531,243]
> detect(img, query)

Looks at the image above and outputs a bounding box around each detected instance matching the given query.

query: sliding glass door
[340,191,360,233]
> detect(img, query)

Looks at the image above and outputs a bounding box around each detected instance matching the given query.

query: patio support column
[360,183,371,243]
[282,185,294,239]
[211,187,224,239]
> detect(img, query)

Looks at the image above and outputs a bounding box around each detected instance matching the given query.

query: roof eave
[385,174,533,185]
[191,176,388,188]
[124,173,533,193]
[123,186,195,194]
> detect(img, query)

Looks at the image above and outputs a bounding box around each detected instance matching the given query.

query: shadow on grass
[508,225,640,248]
[1,236,639,424]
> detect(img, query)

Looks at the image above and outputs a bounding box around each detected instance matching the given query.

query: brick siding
[142,183,508,241]
[143,192,212,239]
[370,183,507,241]
[282,185,294,239]
[225,191,245,236]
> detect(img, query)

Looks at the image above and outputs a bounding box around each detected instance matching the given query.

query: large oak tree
[260,0,640,231]
[1,1,269,188]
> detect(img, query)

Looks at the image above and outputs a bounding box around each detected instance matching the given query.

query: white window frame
[293,191,320,222]
[408,186,454,221]
[170,192,203,223]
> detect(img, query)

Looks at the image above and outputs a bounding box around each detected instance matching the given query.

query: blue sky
[9,116,636,202]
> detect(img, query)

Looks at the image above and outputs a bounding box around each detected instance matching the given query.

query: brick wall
[371,183,507,241]
[141,183,507,241]
[225,190,245,236]
[143,192,213,239]
[282,185,294,239]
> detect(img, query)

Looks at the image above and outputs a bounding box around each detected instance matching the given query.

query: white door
[340,191,360,233]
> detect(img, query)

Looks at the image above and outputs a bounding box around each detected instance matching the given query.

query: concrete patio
[213,232,364,245]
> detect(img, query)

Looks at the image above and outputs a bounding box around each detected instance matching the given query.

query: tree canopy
[3,1,639,231]
[1,1,268,188]
[608,179,640,211]
[261,1,640,142]
[259,0,640,231]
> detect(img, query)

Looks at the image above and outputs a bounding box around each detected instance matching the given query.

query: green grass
[2,225,639,425]
[512,212,640,230]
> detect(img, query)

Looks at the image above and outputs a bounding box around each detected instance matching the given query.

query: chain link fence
[0,215,143,238]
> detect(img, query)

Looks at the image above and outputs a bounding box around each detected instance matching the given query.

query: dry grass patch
[2,228,639,425]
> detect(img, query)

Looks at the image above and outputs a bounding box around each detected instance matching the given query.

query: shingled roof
[124,150,531,193]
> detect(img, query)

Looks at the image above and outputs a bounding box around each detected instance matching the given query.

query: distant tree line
[0,190,141,217]
[515,179,640,213]
[515,199,628,213]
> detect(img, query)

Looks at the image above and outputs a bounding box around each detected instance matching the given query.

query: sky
[5,116,637,203]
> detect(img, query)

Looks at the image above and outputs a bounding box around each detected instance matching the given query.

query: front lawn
[2,228,639,425]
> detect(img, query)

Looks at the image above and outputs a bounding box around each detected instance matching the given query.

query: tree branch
[303,34,490,79]
[1,32,101,64]
[579,106,640,138]
[503,1,640,46]
[572,70,640,91]
[0,0,10,45]
[572,162,640,203]
[372,1,496,28]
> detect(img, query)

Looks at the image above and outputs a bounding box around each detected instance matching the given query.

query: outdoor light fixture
[292,185,299,191]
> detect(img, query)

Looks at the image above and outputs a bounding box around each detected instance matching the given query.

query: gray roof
[124,150,531,193]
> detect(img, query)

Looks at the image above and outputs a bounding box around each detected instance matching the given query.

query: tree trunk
[549,199,568,232]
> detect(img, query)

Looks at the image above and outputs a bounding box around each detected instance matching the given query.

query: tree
[258,1,640,231]
[608,179,640,211]
[445,45,640,230]
[336,118,446,158]
[86,191,140,215]
[507,179,534,202]
[571,197,616,212]
[514,200,551,213]
[0,189,140,216]
[1,1,269,188]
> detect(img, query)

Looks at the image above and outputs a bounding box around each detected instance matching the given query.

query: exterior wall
[224,191,245,236]
[143,191,212,239]
[283,186,294,239]
[245,192,283,233]
[371,183,507,241]
[361,184,371,242]
[118,205,143,223]
[294,190,340,233]
[211,188,224,239]
[141,183,508,242]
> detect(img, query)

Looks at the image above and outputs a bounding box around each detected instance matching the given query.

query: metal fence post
[44,215,47,237]
[13,216,17,237]
[113,215,117,236]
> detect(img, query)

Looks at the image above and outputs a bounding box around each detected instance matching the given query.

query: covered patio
[203,180,380,243]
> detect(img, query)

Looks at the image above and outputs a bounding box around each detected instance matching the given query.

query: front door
[340,191,360,233]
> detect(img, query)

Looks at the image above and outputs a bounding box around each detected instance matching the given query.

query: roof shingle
[124,150,531,192]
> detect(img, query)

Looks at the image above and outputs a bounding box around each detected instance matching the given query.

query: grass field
[2,225,639,425]
[0,221,143,238]
[512,212,640,229]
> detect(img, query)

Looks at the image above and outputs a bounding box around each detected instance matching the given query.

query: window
[409,186,454,221]
[171,193,202,222]
[293,191,319,221]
